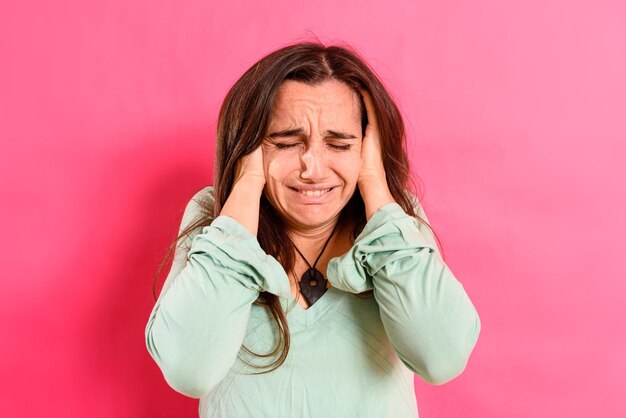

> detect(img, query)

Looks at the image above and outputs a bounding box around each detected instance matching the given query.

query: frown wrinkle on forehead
[267,128,358,140]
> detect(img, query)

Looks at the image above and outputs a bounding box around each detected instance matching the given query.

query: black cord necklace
[290,222,340,306]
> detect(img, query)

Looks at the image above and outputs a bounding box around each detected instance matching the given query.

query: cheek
[338,149,362,182]
[347,166,361,186]
[264,150,299,184]
[334,151,361,189]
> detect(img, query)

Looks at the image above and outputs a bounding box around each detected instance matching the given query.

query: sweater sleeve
[145,211,291,398]
[326,202,481,385]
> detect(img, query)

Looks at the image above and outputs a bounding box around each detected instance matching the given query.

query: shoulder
[404,189,442,252]
[186,185,215,209]
[178,186,215,234]
[404,189,430,224]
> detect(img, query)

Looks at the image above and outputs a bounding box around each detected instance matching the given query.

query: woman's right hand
[220,146,266,236]
[232,145,266,191]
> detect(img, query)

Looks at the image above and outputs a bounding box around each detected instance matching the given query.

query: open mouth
[289,187,336,198]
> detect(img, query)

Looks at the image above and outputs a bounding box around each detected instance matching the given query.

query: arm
[335,89,480,384]
[146,149,289,398]
[145,189,290,398]
[327,202,480,385]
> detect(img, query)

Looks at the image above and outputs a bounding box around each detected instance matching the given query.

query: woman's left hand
[358,89,395,220]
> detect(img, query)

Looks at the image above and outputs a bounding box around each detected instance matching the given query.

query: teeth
[299,188,331,197]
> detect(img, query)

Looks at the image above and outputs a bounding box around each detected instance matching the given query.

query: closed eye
[274,142,299,149]
[327,143,352,151]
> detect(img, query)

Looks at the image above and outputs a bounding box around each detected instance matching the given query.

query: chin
[288,212,336,229]
[283,204,344,229]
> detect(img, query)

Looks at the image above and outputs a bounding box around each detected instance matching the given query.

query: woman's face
[262,79,363,232]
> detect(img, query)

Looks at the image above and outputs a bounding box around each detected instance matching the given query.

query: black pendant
[299,267,328,306]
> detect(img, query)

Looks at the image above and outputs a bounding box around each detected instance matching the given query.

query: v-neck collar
[281,286,341,328]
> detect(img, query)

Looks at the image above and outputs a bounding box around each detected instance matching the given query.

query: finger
[236,145,263,177]
[252,145,264,168]
[359,89,379,129]
[245,145,263,169]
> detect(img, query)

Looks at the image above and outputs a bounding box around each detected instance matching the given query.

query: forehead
[269,80,361,125]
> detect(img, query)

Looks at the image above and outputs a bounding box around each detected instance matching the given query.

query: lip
[288,185,337,203]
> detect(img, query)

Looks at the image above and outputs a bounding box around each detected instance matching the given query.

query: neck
[288,219,340,251]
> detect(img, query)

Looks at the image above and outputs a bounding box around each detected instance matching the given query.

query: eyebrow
[267,128,357,140]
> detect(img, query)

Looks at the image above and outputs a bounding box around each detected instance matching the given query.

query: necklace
[289,222,340,306]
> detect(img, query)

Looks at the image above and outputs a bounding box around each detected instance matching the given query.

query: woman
[146,41,481,417]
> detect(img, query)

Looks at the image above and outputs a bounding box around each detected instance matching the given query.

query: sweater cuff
[327,202,437,293]
[188,215,291,298]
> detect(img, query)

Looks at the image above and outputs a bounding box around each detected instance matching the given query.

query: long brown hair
[153,40,443,374]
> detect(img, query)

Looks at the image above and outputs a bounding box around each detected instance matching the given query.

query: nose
[300,142,328,182]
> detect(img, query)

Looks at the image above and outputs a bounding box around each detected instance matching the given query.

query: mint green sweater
[146,188,480,417]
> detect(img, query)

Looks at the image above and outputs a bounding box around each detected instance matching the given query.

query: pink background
[1,0,625,417]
